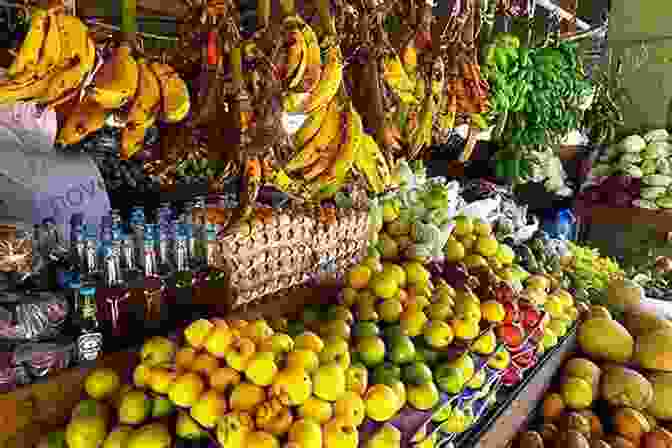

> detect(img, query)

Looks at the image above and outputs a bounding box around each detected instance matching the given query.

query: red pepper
[207,31,218,66]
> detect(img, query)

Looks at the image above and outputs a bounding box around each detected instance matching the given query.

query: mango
[578,318,633,363]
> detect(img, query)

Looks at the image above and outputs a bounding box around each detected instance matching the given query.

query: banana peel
[382,54,417,105]
[126,59,162,124]
[7,8,48,77]
[90,43,138,109]
[149,62,190,123]
[120,116,155,160]
[57,98,108,145]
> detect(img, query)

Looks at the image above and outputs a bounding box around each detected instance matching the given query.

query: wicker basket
[216,206,369,308]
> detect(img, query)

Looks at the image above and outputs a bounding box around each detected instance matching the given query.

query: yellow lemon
[334,391,366,427]
[298,397,333,424]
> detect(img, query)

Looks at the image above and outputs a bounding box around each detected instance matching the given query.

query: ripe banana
[355,133,391,194]
[34,9,63,75]
[284,25,307,90]
[400,42,418,90]
[41,14,96,105]
[120,116,156,160]
[326,102,363,180]
[90,43,138,109]
[286,98,342,172]
[382,54,417,105]
[126,59,162,124]
[284,45,342,113]
[57,98,108,145]
[7,8,49,77]
[408,91,436,159]
[292,99,331,149]
[149,62,190,123]
[283,16,321,93]
[302,132,341,181]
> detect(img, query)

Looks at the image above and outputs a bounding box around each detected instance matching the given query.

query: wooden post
[560,0,578,34]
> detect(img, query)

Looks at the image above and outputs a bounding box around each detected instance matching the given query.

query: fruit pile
[515,302,672,448]
[0,6,190,160]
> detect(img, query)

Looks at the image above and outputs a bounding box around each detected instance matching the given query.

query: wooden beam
[560,0,578,34]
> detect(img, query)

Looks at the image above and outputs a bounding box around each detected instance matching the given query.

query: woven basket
[216,206,368,308]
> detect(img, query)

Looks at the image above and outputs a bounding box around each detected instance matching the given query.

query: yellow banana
[283,16,321,92]
[120,116,156,160]
[292,98,331,149]
[41,14,96,105]
[284,45,342,113]
[286,98,342,172]
[355,133,392,194]
[382,54,417,104]
[90,43,138,109]
[126,59,162,124]
[34,9,63,75]
[408,92,435,159]
[326,102,362,180]
[284,25,307,90]
[302,125,343,180]
[149,62,190,123]
[57,98,108,145]
[7,8,49,77]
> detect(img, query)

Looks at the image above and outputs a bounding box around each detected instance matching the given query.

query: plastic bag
[0,291,69,341]
[457,196,502,224]
[13,340,74,380]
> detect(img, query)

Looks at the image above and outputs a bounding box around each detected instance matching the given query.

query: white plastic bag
[456,196,502,223]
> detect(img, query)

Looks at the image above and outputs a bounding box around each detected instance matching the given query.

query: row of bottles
[56,197,220,362]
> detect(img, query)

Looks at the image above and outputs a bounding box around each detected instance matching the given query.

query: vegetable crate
[215,206,369,308]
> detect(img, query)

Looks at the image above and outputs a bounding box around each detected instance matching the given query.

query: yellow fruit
[299,397,333,424]
[403,261,430,286]
[561,377,593,410]
[140,337,176,367]
[190,389,228,429]
[132,363,152,388]
[245,352,279,386]
[167,372,205,408]
[348,265,372,289]
[175,411,208,440]
[334,391,366,426]
[341,288,358,307]
[364,384,399,422]
[119,390,151,425]
[481,300,506,323]
[399,310,429,337]
[125,423,171,448]
[175,347,198,370]
[578,317,634,363]
[148,368,177,394]
[246,431,280,448]
[475,236,498,257]
[210,367,242,393]
[294,332,325,353]
[445,239,466,262]
[66,415,107,448]
[288,419,323,448]
[230,382,266,412]
[271,367,313,406]
[407,381,440,411]
[193,353,220,377]
[453,216,473,237]
[382,263,407,288]
[388,380,407,409]
[205,326,234,358]
[85,368,121,400]
[184,319,215,349]
[286,349,320,373]
[378,298,404,322]
[313,363,347,402]
[464,254,488,269]
[495,244,516,265]
[103,425,133,448]
[323,416,359,448]
[370,273,399,300]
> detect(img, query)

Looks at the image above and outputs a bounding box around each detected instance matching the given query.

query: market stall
[4,0,671,448]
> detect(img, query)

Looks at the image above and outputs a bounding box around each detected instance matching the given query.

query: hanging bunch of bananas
[0,6,96,107]
[263,0,392,197]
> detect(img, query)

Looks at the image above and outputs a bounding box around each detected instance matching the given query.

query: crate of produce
[216,206,369,308]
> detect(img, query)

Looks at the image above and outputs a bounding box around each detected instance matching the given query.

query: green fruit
[352,321,380,338]
[371,362,402,386]
[356,336,386,367]
[388,335,416,364]
[402,362,433,386]
[414,344,441,365]
[151,397,175,418]
[382,324,404,341]
[435,365,466,394]
[287,321,306,337]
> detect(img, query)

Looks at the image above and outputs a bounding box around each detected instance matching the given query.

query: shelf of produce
[0,282,340,448]
[453,325,577,448]
[574,200,672,233]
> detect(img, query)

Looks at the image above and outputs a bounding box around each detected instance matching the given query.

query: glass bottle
[75,285,103,362]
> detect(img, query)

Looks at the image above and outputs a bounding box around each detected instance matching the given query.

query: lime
[435,365,466,394]
[388,335,416,364]
[402,362,433,385]
[356,336,386,367]
[352,321,380,338]
[371,362,402,386]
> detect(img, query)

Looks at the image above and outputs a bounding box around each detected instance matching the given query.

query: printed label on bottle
[77,332,103,361]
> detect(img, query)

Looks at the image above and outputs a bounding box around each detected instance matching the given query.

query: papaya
[600,365,654,411]
[634,327,672,371]
[624,310,672,337]
[648,373,672,421]
[578,318,633,363]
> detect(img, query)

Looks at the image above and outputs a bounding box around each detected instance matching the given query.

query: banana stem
[257,0,271,29]
[317,0,336,37]
[120,0,137,44]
